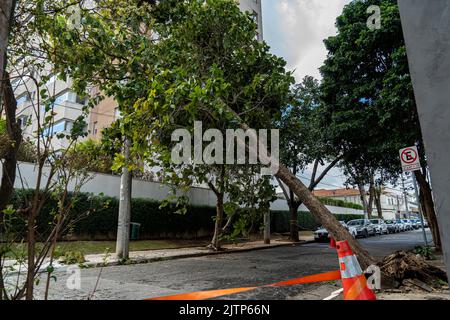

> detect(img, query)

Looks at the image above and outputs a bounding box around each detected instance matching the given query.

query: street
[36,230,431,300]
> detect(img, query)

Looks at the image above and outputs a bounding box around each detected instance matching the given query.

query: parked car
[385,220,399,233]
[346,219,376,238]
[314,221,348,242]
[395,219,406,231]
[411,219,421,229]
[402,219,414,231]
[370,219,388,235]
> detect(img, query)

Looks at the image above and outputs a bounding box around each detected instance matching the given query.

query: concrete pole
[398,0,450,282]
[396,195,401,219]
[116,137,132,259]
[264,207,270,244]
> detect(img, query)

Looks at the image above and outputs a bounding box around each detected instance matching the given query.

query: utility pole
[412,173,428,246]
[396,195,401,219]
[401,173,409,218]
[116,137,132,259]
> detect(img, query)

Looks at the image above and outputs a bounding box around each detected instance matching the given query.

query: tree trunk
[275,165,375,269]
[289,200,300,242]
[234,119,376,268]
[0,74,21,214]
[0,73,21,301]
[375,190,383,218]
[263,203,270,244]
[25,212,36,300]
[0,0,16,81]
[210,192,224,250]
[358,183,370,220]
[367,178,375,219]
[209,166,225,251]
[415,171,442,251]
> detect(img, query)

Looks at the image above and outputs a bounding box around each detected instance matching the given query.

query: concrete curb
[82,240,316,269]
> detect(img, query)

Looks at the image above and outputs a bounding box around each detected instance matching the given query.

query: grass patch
[5,240,208,258]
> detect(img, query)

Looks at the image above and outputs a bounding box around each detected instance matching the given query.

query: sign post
[399,146,428,246]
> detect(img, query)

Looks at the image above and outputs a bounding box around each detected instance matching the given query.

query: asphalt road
[35,229,432,300]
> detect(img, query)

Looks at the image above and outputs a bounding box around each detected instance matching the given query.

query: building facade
[13,1,264,149]
[312,187,418,220]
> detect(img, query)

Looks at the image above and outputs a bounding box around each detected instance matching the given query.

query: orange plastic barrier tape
[266,270,342,287]
[147,270,341,300]
[150,287,258,301]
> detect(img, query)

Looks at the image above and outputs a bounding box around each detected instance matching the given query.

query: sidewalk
[84,235,315,267]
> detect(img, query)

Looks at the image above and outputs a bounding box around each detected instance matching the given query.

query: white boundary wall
[2,162,364,215]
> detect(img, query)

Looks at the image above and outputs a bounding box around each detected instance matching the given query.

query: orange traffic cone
[330,237,336,248]
[335,240,376,300]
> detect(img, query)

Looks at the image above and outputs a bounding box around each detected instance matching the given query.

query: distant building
[310,187,418,220]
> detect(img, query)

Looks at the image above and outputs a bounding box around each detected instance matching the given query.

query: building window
[53,90,85,106]
[17,115,30,129]
[251,10,258,23]
[92,121,98,136]
[42,120,73,137]
[16,92,31,105]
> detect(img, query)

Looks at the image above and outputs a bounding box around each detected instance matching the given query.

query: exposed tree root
[378,251,448,289]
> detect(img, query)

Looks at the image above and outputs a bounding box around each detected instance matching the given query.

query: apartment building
[13,1,264,148]
[87,0,264,141]
[13,71,87,150]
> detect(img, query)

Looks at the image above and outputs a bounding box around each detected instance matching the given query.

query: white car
[402,219,414,231]
[370,219,388,235]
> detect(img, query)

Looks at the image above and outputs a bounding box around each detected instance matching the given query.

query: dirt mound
[378,251,448,290]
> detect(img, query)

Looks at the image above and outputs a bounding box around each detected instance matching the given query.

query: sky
[262,0,351,190]
[262,0,351,81]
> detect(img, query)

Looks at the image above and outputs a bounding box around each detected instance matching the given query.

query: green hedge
[7,190,363,240]
[271,211,363,232]
[318,197,364,210]
[9,190,216,240]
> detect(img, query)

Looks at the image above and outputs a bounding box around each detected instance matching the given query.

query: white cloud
[264,0,351,81]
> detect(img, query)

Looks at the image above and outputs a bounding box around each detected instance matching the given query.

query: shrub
[9,189,216,240]
[318,197,364,210]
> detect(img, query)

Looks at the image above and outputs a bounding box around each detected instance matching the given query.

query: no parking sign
[399,146,421,172]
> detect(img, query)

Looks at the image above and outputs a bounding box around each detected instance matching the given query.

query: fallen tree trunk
[234,118,377,269]
[275,165,376,269]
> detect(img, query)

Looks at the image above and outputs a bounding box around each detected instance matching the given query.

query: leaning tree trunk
[234,119,376,269]
[276,166,376,269]
[415,171,442,251]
